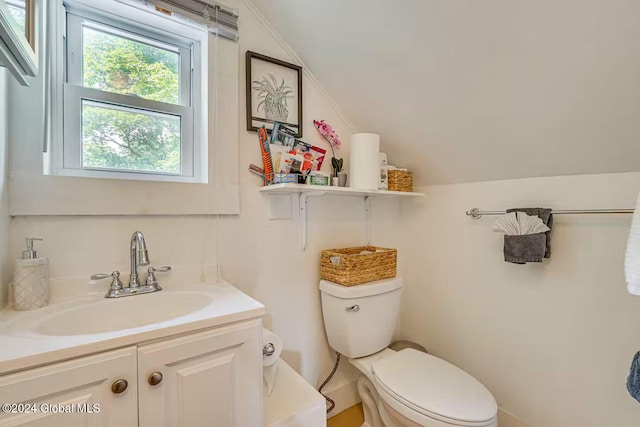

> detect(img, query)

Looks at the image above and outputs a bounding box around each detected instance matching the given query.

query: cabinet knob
[111,379,128,394]
[148,372,163,386]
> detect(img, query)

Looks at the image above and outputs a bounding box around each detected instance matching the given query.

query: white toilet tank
[319,277,403,358]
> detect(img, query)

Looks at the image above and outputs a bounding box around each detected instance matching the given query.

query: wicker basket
[388,170,413,192]
[320,246,397,286]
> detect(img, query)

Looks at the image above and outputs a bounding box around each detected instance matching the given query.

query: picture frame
[246,51,303,137]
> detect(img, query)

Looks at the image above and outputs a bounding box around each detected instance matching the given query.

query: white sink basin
[0,280,266,374]
[35,291,212,336]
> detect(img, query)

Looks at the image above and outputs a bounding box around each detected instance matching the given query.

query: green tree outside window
[81,28,183,174]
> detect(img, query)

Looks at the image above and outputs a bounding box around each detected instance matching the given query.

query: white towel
[624,193,640,295]
[492,212,550,235]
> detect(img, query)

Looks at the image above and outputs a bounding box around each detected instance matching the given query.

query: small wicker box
[320,246,397,286]
[388,170,413,192]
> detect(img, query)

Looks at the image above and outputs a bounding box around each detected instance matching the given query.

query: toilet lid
[372,349,497,423]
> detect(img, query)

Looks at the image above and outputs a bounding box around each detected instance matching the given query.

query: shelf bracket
[300,191,326,251]
[364,196,372,246]
[259,184,423,252]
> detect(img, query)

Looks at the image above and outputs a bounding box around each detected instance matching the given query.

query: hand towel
[627,351,640,403]
[624,193,640,296]
[501,208,553,264]
[506,208,553,257]
[503,234,547,264]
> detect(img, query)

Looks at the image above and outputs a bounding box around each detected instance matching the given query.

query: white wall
[7,0,374,409]
[0,69,10,306]
[399,172,640,426]
[252,0,640,186]
[10,4,240,216]
[9,1,640,424]
[218,1,369,401]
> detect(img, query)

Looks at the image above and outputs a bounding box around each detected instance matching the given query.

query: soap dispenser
[12,238,49,311]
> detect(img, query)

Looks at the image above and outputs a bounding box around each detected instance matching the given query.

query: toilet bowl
[319,278,498,427]
[349,347,497,427]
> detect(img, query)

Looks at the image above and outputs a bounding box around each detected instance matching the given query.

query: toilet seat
[371,349,497,427]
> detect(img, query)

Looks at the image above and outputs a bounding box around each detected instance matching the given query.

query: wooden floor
[327,404,364,427]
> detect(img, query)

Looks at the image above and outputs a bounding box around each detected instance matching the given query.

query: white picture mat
[250,57,299,127]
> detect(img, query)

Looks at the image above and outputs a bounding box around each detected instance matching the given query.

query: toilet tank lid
[319,277,403,299]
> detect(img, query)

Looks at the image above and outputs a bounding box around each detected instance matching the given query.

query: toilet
[320,277,498,427]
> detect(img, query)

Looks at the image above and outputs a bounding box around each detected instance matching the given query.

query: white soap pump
[12,237,50,310]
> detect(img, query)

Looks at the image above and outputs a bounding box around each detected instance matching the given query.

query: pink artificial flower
[313,120,342,150]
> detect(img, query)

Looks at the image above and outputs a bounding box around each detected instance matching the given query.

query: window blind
[140,0,238,40]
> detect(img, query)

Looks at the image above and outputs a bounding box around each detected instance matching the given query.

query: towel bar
[466,208,634,219]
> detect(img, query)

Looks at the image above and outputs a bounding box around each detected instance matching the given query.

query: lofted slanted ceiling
[252,0,640,185]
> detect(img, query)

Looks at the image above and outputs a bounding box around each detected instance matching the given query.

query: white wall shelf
[258,184,424,251]
[258,183,424,198]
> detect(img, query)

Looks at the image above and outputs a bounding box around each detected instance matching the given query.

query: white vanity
[0,278,265,426]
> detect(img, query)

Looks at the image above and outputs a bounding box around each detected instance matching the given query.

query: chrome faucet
[91,231,171,298]
[129,231,150,288]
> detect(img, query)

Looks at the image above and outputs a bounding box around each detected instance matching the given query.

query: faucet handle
[146,266,171,287]
[91,271,124,294]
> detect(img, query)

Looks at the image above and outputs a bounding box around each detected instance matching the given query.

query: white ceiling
[251,0,640,185]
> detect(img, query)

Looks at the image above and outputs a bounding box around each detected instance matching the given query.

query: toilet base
[357,375,434,427]
[358,376,383,427]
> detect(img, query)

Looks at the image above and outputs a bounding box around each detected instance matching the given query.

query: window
[6,0,26,34]
[61,3,206,182]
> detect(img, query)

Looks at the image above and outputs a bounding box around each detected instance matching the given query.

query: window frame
[58,1,207,183]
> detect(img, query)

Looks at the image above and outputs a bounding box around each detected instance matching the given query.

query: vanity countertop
[0,276,265,375]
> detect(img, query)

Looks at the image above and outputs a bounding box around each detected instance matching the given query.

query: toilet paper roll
[263,359,279,396]
[262,328,283,367]
[349,133,380,190]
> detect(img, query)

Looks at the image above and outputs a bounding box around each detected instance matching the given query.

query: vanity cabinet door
[0,347,138,427]
[137,319,262,427]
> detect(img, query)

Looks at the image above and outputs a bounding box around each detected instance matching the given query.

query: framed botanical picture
[246,51,302,137]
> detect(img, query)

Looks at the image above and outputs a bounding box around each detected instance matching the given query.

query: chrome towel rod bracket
[466,208,484,219]
[466,207,634,220]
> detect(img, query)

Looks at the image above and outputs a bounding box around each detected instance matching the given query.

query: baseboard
[325,378,361,417]
[498,408,531,427]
